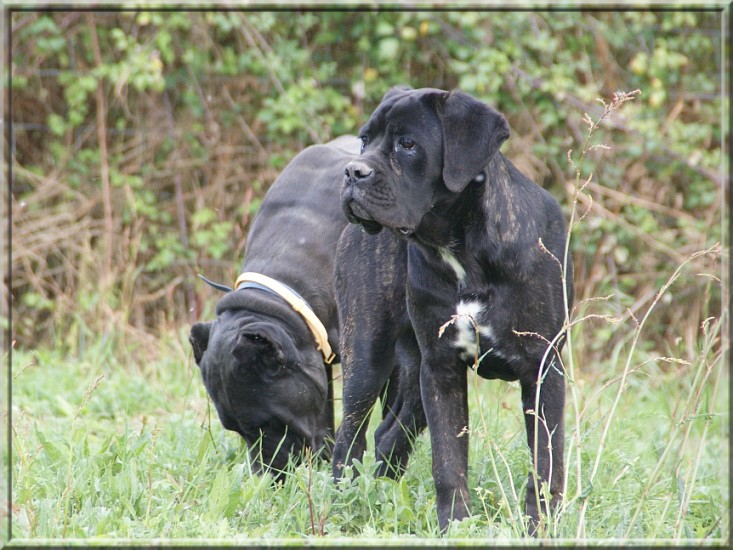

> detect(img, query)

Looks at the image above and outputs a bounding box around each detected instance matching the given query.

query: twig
[438,313,486,371]
[86,13,113,282]
[221,86,267,158]
[513,66,721,186]
[306,448,317,536]
[567,182,688,265]
[163,91,196,325]
[582,179,700,228]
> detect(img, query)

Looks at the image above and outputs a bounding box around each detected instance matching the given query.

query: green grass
[7,307,728,545]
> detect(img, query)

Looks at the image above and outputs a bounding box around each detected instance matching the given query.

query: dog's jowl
[189,136,359,479]
[333,87,573,534]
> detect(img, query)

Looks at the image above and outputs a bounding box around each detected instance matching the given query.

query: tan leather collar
[234,272,336,365]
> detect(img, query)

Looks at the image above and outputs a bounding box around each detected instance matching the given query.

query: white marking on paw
[439,247,466,283]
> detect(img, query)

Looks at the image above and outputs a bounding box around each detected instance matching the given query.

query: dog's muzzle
[344,160,374,184]
[342,160,383,235]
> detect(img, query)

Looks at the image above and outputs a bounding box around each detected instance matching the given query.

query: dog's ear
[437,90,510,193]
[231,331,285,376]
[189,322,212,365]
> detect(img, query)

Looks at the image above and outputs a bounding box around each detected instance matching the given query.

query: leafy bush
[10,9,723,371]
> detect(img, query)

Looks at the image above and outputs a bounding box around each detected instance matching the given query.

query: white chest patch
[439,247,467,283]
[452,300,496,361]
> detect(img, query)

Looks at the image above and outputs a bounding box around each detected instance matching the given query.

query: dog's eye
[398,138,416,150]
[359,136,367,152]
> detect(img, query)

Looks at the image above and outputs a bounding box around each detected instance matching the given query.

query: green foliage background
[10,10,723,362]
[7,7,728,544]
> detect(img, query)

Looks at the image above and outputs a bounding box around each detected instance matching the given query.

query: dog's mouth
[343,200,415,237]
[343,199,383,235]
[360,219,384,235]
[240,418,311,475]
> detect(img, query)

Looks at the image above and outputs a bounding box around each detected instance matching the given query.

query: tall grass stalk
[61,374,104,537]
[624,307,724,539]
[556,89,723,540]
[578,244,719,537]
[671,313,725,539]
[549,90,640,538]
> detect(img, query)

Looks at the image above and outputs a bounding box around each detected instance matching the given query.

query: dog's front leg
[374,331,426,478]
[521,350,566,536]
[420,353,471,532]
[332,333,396,481]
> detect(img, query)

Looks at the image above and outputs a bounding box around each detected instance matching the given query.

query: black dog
[333,87,573,534]
[189,135,359,478]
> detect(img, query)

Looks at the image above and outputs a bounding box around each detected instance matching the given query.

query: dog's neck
[412,156,504,252]
[410,153,542,282]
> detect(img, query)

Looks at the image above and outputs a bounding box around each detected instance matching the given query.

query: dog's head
[342,87,509,235]
[189,295,330,478]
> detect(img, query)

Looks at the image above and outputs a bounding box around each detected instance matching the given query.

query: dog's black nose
[344,161,374,182]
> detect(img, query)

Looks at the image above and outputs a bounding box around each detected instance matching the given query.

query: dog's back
[242,136,361,324]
